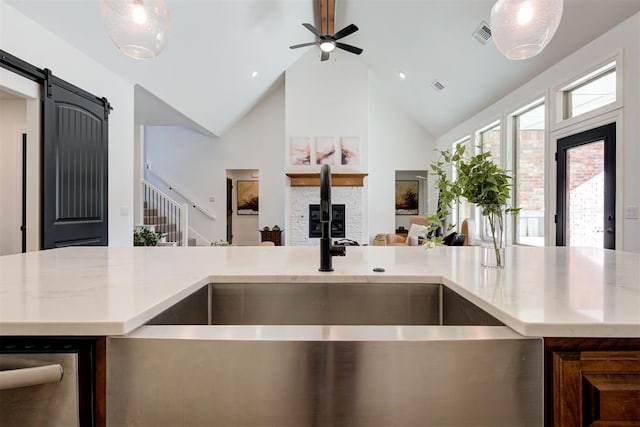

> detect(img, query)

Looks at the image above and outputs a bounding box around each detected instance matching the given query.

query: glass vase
[481,206,506,268]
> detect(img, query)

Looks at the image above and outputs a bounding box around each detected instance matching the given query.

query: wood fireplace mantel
[286,173,368,187]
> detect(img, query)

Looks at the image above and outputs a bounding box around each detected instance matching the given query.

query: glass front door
[556,123,615,249]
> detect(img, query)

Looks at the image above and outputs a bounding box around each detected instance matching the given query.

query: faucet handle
[330,245,346,256]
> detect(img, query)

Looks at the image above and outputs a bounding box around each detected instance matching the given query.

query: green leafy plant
[210,240,231,247]
[425,144,519,266]
[133,227,163,246]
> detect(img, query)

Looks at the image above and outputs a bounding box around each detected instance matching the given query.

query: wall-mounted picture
[290,136,311,165]
[315,137,336,165]
[340,137,360,165]
[395,180,419,215]
[237,180,259,215]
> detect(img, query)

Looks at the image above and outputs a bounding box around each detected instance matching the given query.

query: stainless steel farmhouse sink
[107,283,542,426]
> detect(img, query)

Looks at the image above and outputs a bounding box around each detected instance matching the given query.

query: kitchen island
[1,245,639,426]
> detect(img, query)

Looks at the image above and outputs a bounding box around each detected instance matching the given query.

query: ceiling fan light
[320,40,336,52]
[490,0,563,60]
[99,0,172,60]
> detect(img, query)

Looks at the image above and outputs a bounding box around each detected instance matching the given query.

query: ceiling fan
[289,0,363,61]
[289,23,362,61]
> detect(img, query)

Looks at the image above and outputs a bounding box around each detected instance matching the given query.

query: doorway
[226,178,233,244]
[556,123,615,249]
[0,89,28,255]
[226,169,260,245]
[394,170,428,233]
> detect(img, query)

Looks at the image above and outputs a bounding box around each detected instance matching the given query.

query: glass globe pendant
[490,0,563,60]
[100,0,172,60]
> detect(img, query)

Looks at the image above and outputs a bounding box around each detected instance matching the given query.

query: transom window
[563,61,616,119]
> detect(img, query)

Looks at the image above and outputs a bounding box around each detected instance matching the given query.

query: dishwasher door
[0,353,79,427]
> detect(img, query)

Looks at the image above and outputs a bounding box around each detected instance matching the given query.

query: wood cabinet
[546,338,640,426]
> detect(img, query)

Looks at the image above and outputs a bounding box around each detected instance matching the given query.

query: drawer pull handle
[0,364,63,390]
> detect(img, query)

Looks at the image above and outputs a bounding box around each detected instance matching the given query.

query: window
[513,103,545,246]
[480,122,501,166]
[564,61,616,119]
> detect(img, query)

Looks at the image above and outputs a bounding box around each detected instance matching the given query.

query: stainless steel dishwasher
[108,283,543,426]
[0,338,98,427]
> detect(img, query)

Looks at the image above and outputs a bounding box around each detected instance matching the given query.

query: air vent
[432,80,445,92]
[473,21,492,45]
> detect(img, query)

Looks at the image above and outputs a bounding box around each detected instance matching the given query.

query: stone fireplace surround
[286,174,367,246]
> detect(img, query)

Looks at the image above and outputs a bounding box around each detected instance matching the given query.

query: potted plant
[425,144,519,268]
[133,227,163,246]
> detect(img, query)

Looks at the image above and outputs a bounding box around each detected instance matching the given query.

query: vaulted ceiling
[6,0,640,137]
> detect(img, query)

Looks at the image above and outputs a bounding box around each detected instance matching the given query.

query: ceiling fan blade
[333,24,358,40]
[302,23,323,37]
[289,42,317,49]
[335,42,363,55]
[321,51,330,61]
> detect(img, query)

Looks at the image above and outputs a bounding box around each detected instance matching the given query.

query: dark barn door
[42,73,109,248]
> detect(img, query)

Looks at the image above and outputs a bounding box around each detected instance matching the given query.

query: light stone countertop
[0,245,638,337]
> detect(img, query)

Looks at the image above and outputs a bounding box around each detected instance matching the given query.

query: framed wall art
[237,180,259,215]
[315,137,337,165]
[290,136,311,165]
[340,137,360,165]
[395,180,419,215]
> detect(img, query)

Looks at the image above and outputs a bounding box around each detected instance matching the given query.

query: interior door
[556,123,615,249]
[226,178,233,244]
[42,73,109,248]
[21,133,27,253]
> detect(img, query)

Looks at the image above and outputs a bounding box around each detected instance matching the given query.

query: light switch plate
[625,206,638,219]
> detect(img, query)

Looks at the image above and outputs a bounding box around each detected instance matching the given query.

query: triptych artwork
[290,137,360,166]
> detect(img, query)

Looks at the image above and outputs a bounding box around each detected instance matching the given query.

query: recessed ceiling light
[399,72,406,80]
[250,71,258,78]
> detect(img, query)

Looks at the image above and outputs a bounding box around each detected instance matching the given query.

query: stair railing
[142,180,188,246]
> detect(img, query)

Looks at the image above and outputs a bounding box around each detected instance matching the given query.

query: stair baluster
[141,180,188,246]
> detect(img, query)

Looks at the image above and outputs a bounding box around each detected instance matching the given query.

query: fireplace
[309,204,345,238]
[288,185,363,246]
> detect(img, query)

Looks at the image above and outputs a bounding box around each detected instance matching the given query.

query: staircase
[142,180,192,246]
[142,204,196,246]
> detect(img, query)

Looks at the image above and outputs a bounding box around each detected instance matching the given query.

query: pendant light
[490,0,563,60]
[100,0,172,60]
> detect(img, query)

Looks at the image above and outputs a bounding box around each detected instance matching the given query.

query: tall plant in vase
[424,144,519,268]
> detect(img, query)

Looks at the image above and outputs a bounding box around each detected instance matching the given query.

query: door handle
[0,364,63,390]
[607,227,614,233]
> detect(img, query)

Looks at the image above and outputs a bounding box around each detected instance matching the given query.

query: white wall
[1,0,135,246]
[226,170,259,246]
[219,81,286,238]
[368,80,436,242]
[285,50,370,244]
[0,99,25,255]
[145,80,286,243]
[285,50,370,174]
[437,13,640,253]
[144,125,218,242]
